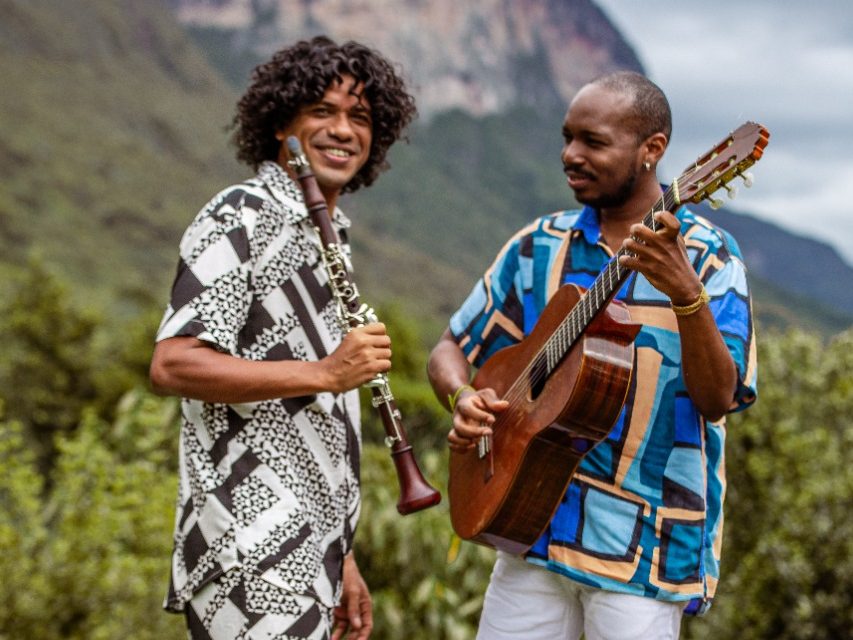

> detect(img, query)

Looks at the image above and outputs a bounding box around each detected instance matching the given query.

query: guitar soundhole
[529,356,548,400]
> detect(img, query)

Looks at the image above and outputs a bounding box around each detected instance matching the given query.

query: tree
[685,330,853,639]
[0,390,184,640]
[357,445,495,640]
[0,258,101,471]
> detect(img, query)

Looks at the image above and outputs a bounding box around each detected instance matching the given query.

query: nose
[561,139,579,168]
[328,113,355,140]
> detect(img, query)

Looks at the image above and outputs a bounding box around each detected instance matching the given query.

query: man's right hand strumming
[448,388,508,453]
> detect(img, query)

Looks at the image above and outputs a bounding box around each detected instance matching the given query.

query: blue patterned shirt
[449,205,757,613]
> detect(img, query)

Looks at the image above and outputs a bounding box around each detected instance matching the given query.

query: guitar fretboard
[536,186,682,378]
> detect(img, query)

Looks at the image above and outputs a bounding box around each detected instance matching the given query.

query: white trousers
[476,552,684,640]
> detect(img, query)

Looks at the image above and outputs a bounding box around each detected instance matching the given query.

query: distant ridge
[0,0,848,335]
[168,0,643,118]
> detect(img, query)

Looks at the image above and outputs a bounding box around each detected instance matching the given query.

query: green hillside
[0,0,240,317]
[0,0,849,337]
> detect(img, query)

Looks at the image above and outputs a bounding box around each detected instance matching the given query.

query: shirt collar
[571,185,683,245]
[574,205,603,245]
[256,160,352,230]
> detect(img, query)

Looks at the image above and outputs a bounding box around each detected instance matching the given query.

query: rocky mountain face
[168,0,642,117]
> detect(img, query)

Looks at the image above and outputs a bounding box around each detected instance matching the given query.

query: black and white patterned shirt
[157,161,361,612]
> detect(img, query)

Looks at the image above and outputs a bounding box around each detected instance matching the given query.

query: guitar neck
[538,187,681,376]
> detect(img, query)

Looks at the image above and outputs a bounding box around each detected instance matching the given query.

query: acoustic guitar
[449,122,770,554]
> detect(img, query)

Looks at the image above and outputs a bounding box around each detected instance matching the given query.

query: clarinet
[286,137,441,515]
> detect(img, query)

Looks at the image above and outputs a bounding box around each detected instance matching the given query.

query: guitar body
[448,283,641,554]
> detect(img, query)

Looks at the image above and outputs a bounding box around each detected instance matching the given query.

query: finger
[628,222,652,242]
[357,597,373,640]
[653,210,680,234]
[449,420,489,442]
[618,252,641,272]
[373,357,392,373]
[331,611,346,640]
[465,389,508,417]
[456,401,498,427]
[482,396,509,412]
[361,321,387,335]
[347,596,362,632]
[448,428,482,452]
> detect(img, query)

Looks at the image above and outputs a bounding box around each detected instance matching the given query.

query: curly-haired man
[150,36,417,640]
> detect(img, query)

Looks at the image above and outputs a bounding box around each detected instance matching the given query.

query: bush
[685,330,853,639]
[0,391,185,640]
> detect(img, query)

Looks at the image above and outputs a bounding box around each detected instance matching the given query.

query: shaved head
[587,71,672,143]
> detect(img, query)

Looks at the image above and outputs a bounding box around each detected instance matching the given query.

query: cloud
[595,0,853,265]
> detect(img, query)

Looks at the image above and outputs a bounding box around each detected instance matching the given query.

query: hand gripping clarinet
[286,137,441,515]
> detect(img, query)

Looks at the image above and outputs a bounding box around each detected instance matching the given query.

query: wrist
[448,384,475,411]
[311,358,341,394]
[671,284,710,316]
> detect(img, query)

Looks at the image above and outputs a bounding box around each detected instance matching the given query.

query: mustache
[563,165,594,179]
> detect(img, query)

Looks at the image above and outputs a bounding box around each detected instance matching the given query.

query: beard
[575,166,640,210]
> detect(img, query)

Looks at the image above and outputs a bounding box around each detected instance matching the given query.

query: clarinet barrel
[286,137,441,515]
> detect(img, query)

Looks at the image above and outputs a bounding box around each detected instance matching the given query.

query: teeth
[325,148,351,158]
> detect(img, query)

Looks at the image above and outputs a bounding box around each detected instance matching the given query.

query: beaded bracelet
[671,285,710,316]
[448,384,475,411]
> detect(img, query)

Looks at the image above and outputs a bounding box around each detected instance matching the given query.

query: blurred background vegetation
[0,265,850,639]
[1,0,851,638]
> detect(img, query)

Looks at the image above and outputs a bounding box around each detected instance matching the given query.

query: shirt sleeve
[701,235,758,413]
[156,188,253,356]
[449,228,528,369]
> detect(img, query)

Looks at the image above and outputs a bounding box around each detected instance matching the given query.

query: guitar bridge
[478,435,494,482]
[477,434,491,458]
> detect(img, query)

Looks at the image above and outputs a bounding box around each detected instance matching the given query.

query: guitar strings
[486,187,680,435]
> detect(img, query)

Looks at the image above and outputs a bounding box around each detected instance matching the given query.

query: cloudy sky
[595,0,853,266]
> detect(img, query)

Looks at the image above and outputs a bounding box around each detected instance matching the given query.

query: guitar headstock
[675,122,770,209]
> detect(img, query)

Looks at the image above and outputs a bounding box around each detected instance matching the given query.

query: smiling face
[278,74,373,208]
[561,84,650,212]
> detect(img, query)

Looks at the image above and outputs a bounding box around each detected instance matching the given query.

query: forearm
[427,329,472,410]
[676,307,738,421]
[150,337,332,403]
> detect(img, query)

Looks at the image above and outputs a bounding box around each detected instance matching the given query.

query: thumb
[480,389,508,412]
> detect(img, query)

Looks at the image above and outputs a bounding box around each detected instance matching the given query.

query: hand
[332,553,373,640]
[618,210,703,305]
[322,322,392,393]
[448,387,508,452]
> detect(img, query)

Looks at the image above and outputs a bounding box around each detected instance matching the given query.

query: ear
[642,132,668,166]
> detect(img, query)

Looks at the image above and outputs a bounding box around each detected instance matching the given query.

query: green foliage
[0,258,101,468]
[0,416,48,635]
[0,0,240,318]
[0,390,184,640]
[685,330,853,640]
[357,445,495,640]
[2,252,851,638]
[0,257,161,471]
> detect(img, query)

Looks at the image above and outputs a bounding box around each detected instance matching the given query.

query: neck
[597,178,663,248]
[323,189,338,214]
[599,177,663,224]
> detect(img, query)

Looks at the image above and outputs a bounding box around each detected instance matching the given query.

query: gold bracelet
[671,285,710,316]
[448,384,475,411]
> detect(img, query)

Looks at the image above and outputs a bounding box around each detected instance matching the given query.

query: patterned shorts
[185,568,332,640]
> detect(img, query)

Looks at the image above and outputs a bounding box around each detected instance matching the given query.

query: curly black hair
[231,35,418,193]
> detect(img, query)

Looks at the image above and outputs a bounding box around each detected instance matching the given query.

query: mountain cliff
[168,0,642,117]
[0,0,850,335]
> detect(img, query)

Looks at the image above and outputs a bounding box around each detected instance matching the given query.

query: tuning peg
[725,184,738,199]
[741,171,754,188]
[708,196,725,210]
